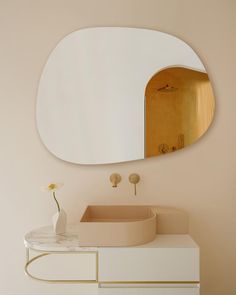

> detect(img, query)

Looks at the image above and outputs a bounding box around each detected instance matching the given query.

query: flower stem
[53,191,61,212]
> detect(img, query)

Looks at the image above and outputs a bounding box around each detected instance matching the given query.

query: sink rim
[80,205,156,224]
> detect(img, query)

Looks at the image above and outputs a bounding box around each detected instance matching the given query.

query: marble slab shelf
[24,225,98,252]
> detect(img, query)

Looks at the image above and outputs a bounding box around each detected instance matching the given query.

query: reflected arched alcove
[145,67,215,157]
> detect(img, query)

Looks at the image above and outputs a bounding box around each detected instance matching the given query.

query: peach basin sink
[78,206,157,246]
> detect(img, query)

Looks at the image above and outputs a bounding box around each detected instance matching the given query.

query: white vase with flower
[44,183,67,234]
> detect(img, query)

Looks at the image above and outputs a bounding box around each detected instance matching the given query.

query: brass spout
[110,173,121,188]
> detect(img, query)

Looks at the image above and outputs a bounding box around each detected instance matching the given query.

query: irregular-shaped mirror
[37,27,215,164]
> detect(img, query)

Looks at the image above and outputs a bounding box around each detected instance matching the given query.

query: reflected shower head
[157,84,178,92]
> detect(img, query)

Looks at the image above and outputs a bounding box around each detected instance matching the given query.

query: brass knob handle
[129,173,140,195]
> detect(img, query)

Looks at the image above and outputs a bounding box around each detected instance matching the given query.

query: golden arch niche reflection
[145,67,215,158]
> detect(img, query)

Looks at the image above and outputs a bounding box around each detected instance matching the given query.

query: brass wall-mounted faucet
[110,173,122,188]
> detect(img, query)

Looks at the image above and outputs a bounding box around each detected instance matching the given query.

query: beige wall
[0,0,236,294]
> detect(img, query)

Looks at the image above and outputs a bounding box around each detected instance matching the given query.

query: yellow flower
[42,183,64,192]
[41,182,64,213]
[48,183,56,190]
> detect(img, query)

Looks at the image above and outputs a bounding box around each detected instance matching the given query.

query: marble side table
[24,225,98,283]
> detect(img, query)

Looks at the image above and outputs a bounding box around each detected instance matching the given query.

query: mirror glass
[37,27,215,164]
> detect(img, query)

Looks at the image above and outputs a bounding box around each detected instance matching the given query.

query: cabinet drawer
[98,287,199,295]
[28,251,97,281]
[98,247,199,282]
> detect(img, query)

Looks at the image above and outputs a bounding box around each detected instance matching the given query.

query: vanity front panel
[98,235,199,282]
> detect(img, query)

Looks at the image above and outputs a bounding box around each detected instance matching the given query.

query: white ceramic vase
[52,208,67,234]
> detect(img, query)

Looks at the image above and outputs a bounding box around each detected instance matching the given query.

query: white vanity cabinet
[98,235,199,295]
[24,229,199,295]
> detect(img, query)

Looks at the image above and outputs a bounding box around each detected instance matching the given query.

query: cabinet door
[98,287,199,295]
[99,247,199,282]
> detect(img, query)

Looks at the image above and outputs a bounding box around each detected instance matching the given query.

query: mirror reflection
[145,67,215,157]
